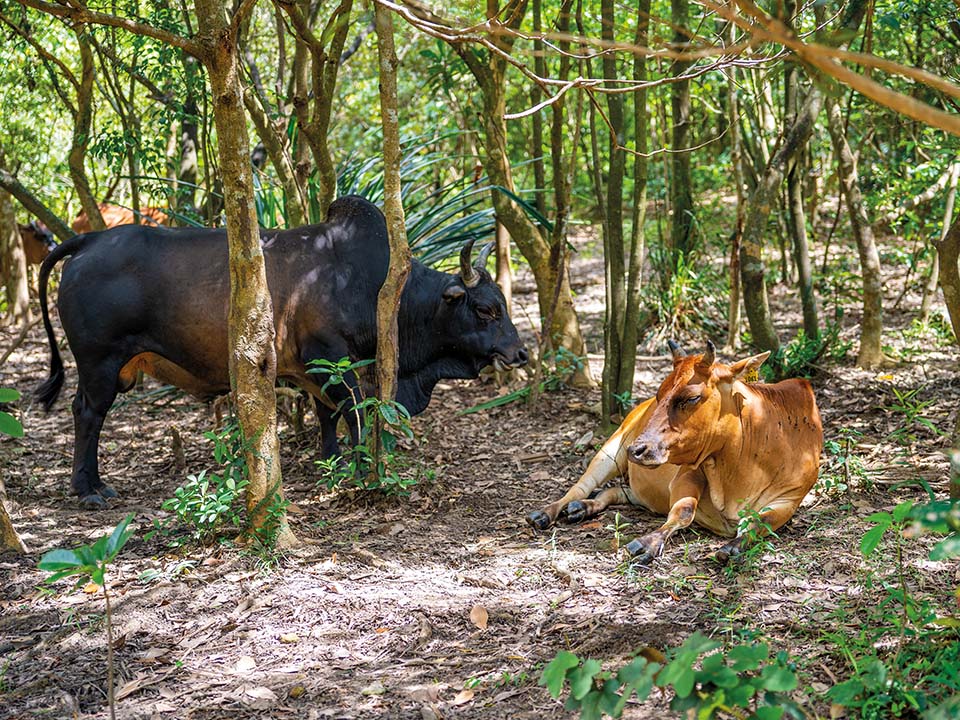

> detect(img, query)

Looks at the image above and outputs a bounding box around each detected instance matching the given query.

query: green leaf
[860,523,889,556]
[930,535,960,561]
[569,659,602,700]
[105,515,135,558]
[727,643,769,671]
[757,665,797,693]
[892,501,915,523]
[38,548,83,573]
[379,403,399,425]
[0,388,20,402]
[0,410,24,438]
[753,706,785,720]
[826,678,863,704]
[540,651,580,698]
[727,682,756,706]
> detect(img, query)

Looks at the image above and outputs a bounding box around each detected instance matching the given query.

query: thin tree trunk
[724,17,744,353]
[194,0,294,548]
[920,163,959,322]
[0,188,30,326]
[495,220,512,310]
[783,34,819,338]
[373,1,411,407]
[740,87,823,352]
[620,0,651,393]
[669,0,694,265]
[69,25,105,231]
[530,0,546,219]
[454,0,593,387]
[825,98,885,368]
[600,0,626,429]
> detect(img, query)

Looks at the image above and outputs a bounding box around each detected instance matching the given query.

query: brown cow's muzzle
[627,437,669,467]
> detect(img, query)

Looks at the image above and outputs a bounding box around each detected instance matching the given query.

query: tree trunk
[495,220,512,310]
[69,25,105,232]
[935,215,960,344]
[599,0,627,429]
[920,163,959,322]
[783,41,819,338]
[0,476,26,553]
[454,0,593,387]
[825,98,885,368]
[740,87,823,352]
[669,0,695,265]
[530,0,547,220]
[194,0,294,548]
[373,1,411,406]
[0,188,30,326]
[620,0,651,393]
[724,18,744,353]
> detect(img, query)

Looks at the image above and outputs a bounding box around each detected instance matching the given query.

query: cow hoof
[624,538,657,566]
[525,510,552,531]
[559,500,587,524]
[80,494,109,510]
[96,484,119,499]
[713,544,741,565]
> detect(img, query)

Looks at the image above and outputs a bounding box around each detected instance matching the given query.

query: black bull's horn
[460,240,495,288]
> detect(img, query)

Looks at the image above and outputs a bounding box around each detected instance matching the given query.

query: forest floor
[1,228,958,720]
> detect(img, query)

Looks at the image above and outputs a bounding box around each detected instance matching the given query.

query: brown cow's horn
[475,242,494,272]
[460,240,480,288]
[701,339,716,367]
[668,339,685,361]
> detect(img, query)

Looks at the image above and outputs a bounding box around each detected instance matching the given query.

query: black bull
[36,196,527,508]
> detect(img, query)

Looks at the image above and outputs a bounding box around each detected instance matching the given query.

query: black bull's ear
[443,284,466,303]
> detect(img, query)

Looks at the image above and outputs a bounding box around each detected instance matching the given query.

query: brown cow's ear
[443,284,466,303]
[728,351,771,379]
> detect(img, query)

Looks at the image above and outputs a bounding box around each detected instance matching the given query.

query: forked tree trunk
[825,98,885,368]
[373,1,411,406]
[0,188,30,326]
[453,0,593,387]
[194,0,294,547]
[740,87,823,352]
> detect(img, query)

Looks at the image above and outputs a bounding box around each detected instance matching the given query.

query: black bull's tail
[35,234,86,411]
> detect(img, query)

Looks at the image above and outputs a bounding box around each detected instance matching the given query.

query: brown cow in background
[71,203,170,234]
[527,340,822,565]
[18,222,57,265]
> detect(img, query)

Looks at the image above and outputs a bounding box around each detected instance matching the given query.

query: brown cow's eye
[675,395,701,409]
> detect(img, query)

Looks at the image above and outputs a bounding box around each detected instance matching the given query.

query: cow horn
[460,240,480,288]
[475,242,494,272]
[667,339,685,361]
[701,339,716,367]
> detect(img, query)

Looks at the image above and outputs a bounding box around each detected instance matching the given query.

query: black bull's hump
[36,195,527,504]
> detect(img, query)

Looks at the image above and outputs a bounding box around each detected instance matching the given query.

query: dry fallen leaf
[279,633,300,644]
[452,689,475,705]
[289,685,306,699]
[236,655,257,672]
[469,604,488,630]
[83,582,100,594]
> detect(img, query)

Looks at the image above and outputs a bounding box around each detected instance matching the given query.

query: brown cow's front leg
[559,487,631,524]
[713,499,802,564]
[625,470,705,565]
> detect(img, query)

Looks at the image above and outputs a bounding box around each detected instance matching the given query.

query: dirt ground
[1,232,958,720]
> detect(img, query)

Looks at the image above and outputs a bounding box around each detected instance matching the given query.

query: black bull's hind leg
[70,360,124,508]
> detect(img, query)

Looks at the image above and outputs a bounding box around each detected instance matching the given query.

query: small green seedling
[0,388,24,438]
[38,515,135,720]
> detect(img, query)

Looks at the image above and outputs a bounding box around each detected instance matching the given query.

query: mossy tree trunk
[373,1,411,409]
[194,0,295,547]
[0,187,30,326]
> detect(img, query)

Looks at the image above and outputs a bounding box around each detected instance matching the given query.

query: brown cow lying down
[526,340,823,564]
[71,203,170,234]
